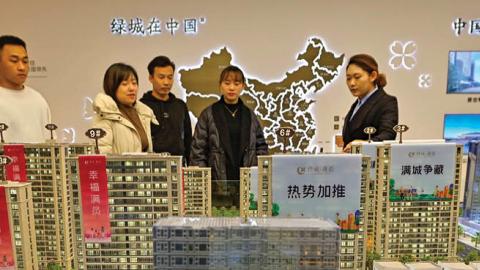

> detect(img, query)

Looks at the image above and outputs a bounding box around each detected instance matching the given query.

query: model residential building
[353,142,462,261]
[0,181,38,270]
[182,166,211,217]
[153,217,340,270]
[253,155,371,270]
[1,142,93,270]
[69,154,186,269]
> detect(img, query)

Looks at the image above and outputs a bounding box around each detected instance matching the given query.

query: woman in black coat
[190,65,268,181]
[190,65,268,208]
[342,54,399,152]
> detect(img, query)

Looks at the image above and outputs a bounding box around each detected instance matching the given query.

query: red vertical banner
[3,145,27,182]
[78,155,111,243]
[0,187,15,270]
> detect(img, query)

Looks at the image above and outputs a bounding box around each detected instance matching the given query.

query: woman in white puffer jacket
[92,63,158,154]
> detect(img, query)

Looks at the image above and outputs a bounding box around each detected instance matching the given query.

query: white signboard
[389,143,457,201]
[272,154,362,232]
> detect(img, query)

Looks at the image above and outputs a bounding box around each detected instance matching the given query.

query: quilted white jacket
[92,93,158,154]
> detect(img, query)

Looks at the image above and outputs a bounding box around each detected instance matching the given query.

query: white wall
[1,0,479,148]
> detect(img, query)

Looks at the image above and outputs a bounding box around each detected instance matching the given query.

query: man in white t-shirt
[0,35,52,143]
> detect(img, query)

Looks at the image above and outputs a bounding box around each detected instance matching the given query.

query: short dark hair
[0,35,27,51]
[147,56,175,75]
[103,63,138,102]
[219,65,246,85]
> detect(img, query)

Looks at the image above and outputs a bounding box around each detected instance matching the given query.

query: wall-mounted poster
[444,114,480,153]
[447,51,480,93]
[271,154,362,232]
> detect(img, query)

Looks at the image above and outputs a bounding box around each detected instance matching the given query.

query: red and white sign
[3,145,27,182]
[78,155,111,243]
[0,187,15,270]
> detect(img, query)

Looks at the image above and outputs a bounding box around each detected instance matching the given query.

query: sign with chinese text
[78,155,111,243]
[0,187,15,270]
[0,156,12,166]
[390,143,457,201]
[110,17,206,36]
[452,17,480,36]
[271,154,362,232]
[3,144,27,182]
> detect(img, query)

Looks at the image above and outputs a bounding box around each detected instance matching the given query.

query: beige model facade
[1,143,92,270]
[246,155,370,270]
[69,154,186,270]
[0,181,38,270]
[153,217,340,270]
[182,166,211,217]
[353,142,462,261]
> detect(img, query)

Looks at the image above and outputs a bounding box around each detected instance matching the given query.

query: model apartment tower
[182,166,211,217]
[353,142,462,261]
[0,181,38,270]
[69,154,196,270]
[153,217,340,270]
[250,155,371,270]
[464,141,480,221]
[0,142,93,270]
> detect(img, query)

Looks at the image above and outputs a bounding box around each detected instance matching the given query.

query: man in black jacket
[140,56,192,165]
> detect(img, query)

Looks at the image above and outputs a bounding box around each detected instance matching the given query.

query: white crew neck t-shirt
[0,85,52,143]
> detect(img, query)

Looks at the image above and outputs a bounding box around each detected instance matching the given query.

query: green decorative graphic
[272,203,280,216]
[389,178,453,201]
[249,192,257,211]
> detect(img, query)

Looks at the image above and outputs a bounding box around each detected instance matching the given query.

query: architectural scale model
[0,180,38,270]
[353,142,462,261]
[68,154,211,269]
[153,216,340,270]
[0,142,92,269]
[252,155,370,270]
[183,166,212,217]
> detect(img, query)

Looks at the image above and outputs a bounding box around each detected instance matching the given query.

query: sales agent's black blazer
[342,88,398,148]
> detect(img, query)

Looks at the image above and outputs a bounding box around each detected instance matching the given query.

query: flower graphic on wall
[418,73,432,88]
[389,40,417,70]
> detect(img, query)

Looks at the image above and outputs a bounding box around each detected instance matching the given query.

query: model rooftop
[438,262,475,270]
[154,216,338,229]
[374,261,409,270]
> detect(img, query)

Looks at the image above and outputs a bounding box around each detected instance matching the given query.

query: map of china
[179,37,344,153]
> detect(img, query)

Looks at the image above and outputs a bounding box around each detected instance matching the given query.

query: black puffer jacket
[190,98,268,180]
